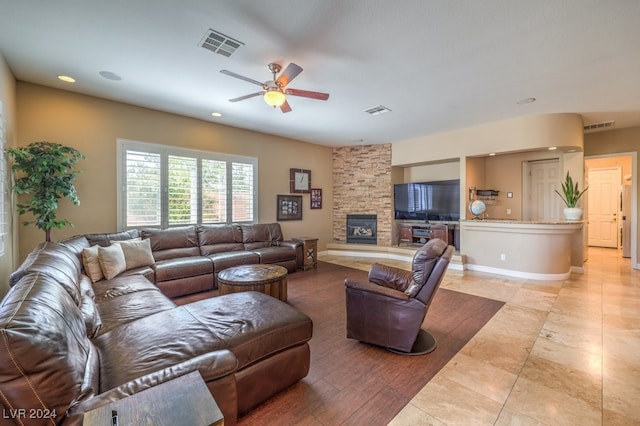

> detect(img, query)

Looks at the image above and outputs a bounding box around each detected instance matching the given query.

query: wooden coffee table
[217,264,288,301]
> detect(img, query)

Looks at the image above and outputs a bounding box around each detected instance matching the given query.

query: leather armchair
[344,239,454,354]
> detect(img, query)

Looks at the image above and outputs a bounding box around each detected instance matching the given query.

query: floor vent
[200,29,244,57]
[363,105,392,116]
[584,120,615,132]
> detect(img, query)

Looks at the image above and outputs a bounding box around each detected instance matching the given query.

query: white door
[588,167,621,248]
[526,160,561,221]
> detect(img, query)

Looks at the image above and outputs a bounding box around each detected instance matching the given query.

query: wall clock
[290,168,311,193]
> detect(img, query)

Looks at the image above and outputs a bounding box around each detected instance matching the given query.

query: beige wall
[0,54,17,299]
[15,82,334,261]
[392,113,584,166]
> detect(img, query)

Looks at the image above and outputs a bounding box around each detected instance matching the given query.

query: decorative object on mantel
[277,194,303,220]
[6,141,85,242]
[289,168,311,193]
[310,188,322,209]
[555,171,588,221]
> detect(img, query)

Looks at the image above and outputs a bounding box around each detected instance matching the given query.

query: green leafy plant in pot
[6,141,85,242]
[555,171,588,221]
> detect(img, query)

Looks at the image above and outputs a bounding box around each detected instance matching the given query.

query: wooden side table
[293,237,318,270]
[83,371,223,426]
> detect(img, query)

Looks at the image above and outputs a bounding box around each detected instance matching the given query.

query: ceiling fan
[220,63,329,113]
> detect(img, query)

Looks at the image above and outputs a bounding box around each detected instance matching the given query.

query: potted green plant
[6,141,85,242]
[555,171,588,221]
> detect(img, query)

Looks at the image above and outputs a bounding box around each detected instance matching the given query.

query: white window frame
[117,139,258,229]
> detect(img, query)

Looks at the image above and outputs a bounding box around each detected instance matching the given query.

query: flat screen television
[394,179,460,221]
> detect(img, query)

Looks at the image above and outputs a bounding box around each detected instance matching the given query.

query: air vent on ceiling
[584,120,615,132]
[364,105,392,116]
[200,29,244,57]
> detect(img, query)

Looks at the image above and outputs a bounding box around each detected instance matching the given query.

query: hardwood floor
[239,262,501,425]
[175,261,503,425]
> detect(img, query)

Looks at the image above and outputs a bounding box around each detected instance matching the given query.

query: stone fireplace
[346,214,377,245]
[332,144,392,246]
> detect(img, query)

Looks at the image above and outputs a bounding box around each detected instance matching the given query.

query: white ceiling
[1,0,639,147]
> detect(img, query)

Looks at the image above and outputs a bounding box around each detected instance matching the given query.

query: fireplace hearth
[346,214,377,244]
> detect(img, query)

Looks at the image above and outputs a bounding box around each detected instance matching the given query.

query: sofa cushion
[251,246,297,264]
[9,242,83,305]
[58,235,91,262]
[198,224,245,255]
[94,292,312,391]
[0,273,99,419]
[117,238,155,270]
[92,275,176,334]
[154,256,213,282]
[98,243,127,280]
[142,226,201,261]
[209,251,260,273]
[84,229,140,247]
[82,245,105,283]
[241,223,284,250]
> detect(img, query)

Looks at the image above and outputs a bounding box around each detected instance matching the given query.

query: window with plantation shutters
[202,159,227,223]
[232,162,254,222]
[118,140,257,229]
[168,155,198,225]
[125,150,161,227]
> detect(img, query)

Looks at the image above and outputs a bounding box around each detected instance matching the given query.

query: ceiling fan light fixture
[263,89,286,107]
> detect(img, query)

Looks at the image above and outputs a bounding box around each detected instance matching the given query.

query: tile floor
[321,247,640,425]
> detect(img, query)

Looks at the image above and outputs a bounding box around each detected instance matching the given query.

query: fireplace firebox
[346,214,377,245]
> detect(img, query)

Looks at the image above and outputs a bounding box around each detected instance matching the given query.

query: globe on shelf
[469,199,487,219]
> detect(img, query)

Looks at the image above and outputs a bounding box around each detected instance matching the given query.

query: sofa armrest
[344,278,410,301]
[278,240,301,249]
[279,240,303,268]
[70,349,238,414]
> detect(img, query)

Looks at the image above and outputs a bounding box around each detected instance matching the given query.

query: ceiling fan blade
[220,70,264,87]
[279,100,292,113]
[229,91,264,102]
[276,63,303,87]
[286,88,330,101]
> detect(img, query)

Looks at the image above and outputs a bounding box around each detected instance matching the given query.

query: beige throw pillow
[82,245,104,283]
[117,238,155,270]
[98,243,127,280]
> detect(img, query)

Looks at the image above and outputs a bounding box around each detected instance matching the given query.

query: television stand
[397,222,459,248]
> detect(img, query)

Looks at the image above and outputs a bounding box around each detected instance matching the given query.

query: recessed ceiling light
[58,75,75,83]
[99,71,122,81]
[548,146,557,150]
[211,112,222,117]
[516,97,536,105]
[489,153,496,156]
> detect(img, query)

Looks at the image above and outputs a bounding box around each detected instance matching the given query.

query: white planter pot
[563,207,583,221]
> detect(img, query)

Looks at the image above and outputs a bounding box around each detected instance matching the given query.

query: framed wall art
[277,194,303,220]
[310,188,322,209]
[289,168,311,193]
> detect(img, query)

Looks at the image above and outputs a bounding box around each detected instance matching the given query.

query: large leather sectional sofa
[0,223,313,425]
[79,223,303,298]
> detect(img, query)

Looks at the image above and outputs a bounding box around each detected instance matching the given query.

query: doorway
[523,159,561,221]
[587,167,621,248]
[585,155,636,263]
